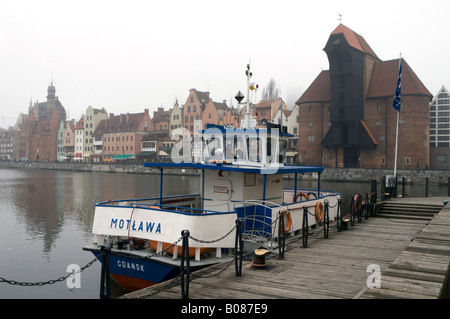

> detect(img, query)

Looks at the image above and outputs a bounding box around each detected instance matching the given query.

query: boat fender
[315,201,324,222]
[296,192,309,201]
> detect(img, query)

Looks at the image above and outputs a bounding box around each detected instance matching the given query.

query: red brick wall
[298,102,328,166]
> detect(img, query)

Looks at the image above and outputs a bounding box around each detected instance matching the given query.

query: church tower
[47,80,56,109]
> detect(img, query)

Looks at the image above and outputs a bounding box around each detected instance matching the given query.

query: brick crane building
[296,24,432,169]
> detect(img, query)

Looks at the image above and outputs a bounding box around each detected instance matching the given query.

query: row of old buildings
[1,82,299,164]
[1,23,449,169]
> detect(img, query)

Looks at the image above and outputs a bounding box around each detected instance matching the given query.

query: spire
[47,79,56,104]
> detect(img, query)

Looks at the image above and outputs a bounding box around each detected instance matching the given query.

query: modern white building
[430,85,450,147]
[430,85,450,169]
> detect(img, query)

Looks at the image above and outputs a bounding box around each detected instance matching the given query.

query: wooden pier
[121,197,450,300]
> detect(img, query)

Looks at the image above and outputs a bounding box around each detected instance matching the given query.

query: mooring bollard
[180,230,190,299]
[99,245,111,299]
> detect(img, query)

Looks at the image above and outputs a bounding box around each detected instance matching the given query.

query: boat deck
[121,197,450,299]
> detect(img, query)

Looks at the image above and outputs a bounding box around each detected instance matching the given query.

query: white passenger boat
[83,65,341,292]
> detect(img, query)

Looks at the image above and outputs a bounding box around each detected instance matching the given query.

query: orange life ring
[296,192,309,201]
[315,201,324,222]
[280,210,292,234]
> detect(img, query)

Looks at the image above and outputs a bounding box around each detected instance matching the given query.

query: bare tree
[261,78,280,102]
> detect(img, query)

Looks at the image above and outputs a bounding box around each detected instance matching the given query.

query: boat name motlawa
[110,218,162,234]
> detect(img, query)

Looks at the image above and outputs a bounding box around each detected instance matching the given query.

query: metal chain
[0,253,100,287]
[188,224,237,244]
[192,258,236,279]
[111,237,183,261]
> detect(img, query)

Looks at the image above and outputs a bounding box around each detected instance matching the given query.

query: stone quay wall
[1,162,448,185]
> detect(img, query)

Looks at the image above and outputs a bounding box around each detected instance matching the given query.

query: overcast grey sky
[1,0,449,129]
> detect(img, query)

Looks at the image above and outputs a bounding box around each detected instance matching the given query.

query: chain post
[180,230,190,299]
[99,245,111,299]
[234,219,243,276]
[364,193,369,220]
[278,211,286,259]
[323,200,329,239]
[350,196,355,226]
[302,206,308,248]
[357,194,362,223]
[337,198,342,232]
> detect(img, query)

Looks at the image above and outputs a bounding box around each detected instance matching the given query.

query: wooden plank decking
[122,197,450,300]
[361,198,450,299]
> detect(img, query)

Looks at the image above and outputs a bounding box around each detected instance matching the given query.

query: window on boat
[278,138,288,164]
[205,135,224,161]
[224,134,246,162]
[266,137,287,164]
[247,137,262,163]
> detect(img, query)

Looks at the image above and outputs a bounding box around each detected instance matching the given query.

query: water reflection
[0,168,202,298]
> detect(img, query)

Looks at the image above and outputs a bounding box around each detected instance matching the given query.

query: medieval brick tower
[296,24,432,169]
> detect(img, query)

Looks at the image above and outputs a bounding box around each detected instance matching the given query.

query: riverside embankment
[0,161,448,184]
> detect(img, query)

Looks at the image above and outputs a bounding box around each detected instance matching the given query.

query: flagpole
[393,53,402,178]
[394,104,399,178]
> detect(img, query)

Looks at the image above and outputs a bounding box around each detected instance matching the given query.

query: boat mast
[246,64,252,128]
[242,63,253,129]
[235,63,256,129]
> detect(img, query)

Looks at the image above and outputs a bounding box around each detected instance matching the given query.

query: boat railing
[97,194,202,213]
[232,192,341,250]
[282,188,340,204]
[233,199,286,250]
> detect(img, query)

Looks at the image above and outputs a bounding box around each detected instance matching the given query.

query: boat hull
[84,247,223,292]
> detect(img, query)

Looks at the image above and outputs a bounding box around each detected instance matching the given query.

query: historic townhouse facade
[74,117,84,161]
[83,106,109,162]
[152,107,170,133]
[182,89,211,134]
[169,101,182,135]
[100,109,152,162]
[63,120,75,160]
[0,128,13,160]
[201,99,239,129]
[57,121,65,161]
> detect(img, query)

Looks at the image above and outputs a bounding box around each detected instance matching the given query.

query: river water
[0,167,447,299]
